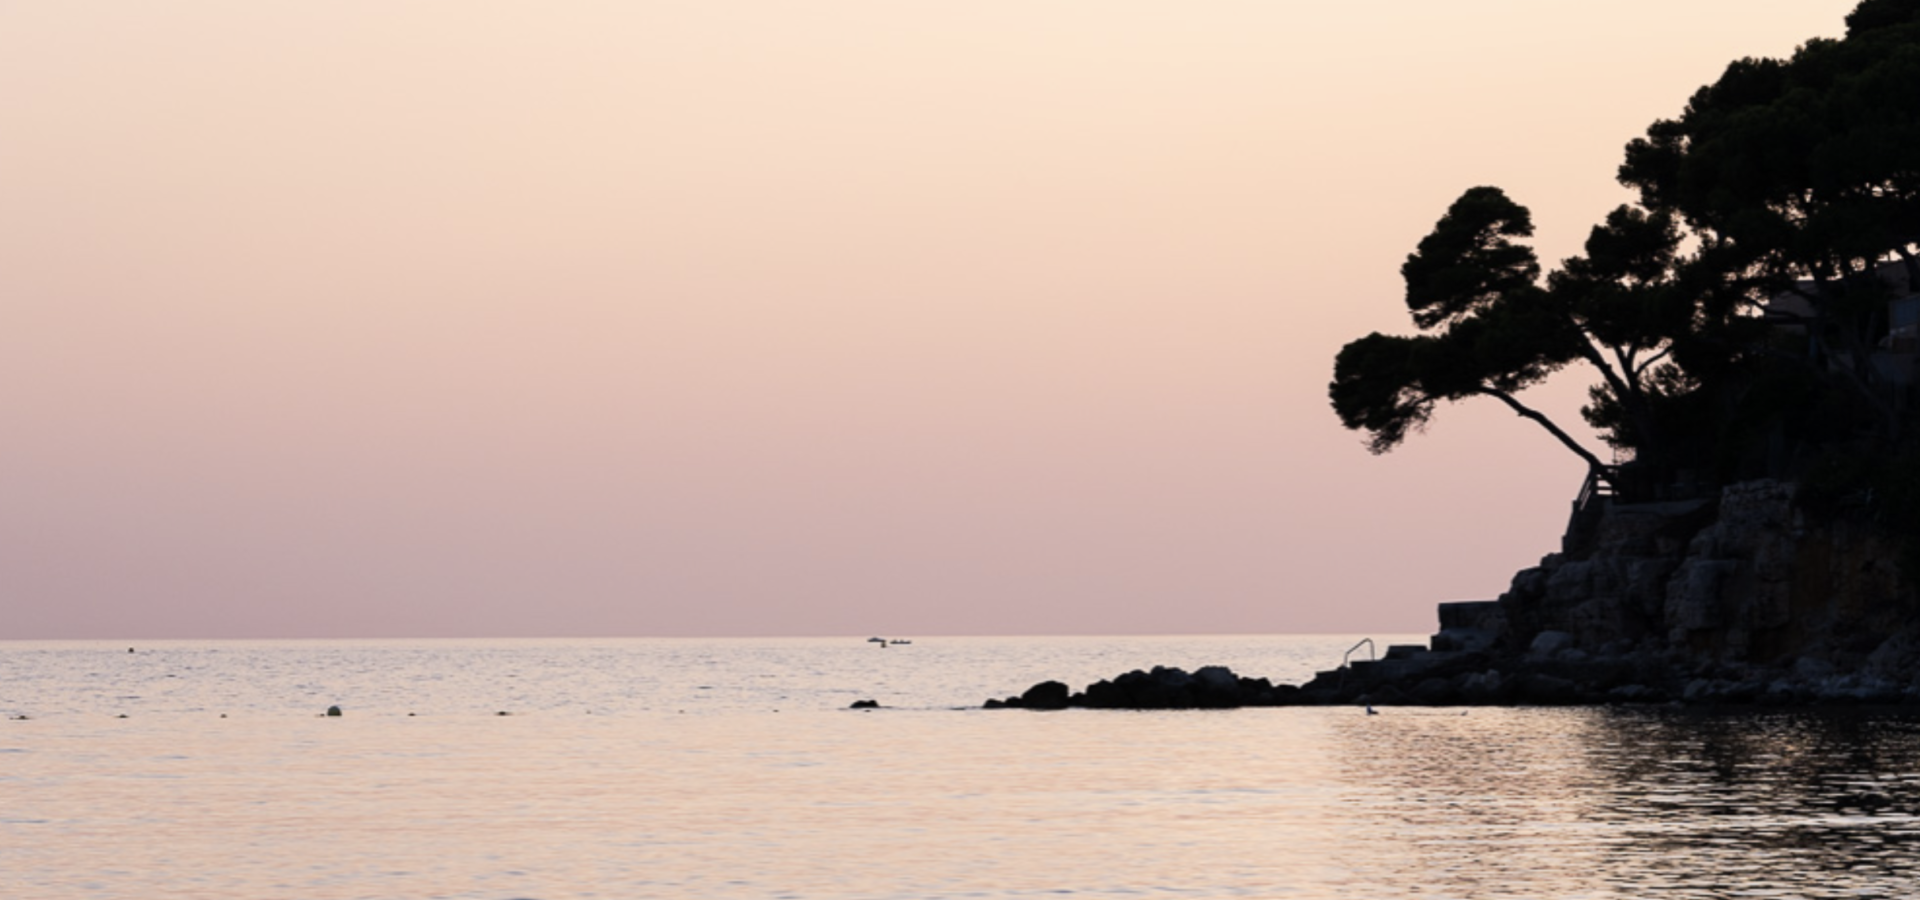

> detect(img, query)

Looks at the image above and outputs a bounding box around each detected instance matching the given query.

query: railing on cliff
[1335,637,1376,690]
[1563,466,1618,554]
[1340,638,1375,670]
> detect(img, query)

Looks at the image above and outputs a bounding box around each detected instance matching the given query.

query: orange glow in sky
[0,1,1859,638]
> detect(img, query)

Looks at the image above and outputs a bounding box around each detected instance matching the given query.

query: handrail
[1337,638,1376,689]
[1573,466,1616,513]
[1341,638,1375,670]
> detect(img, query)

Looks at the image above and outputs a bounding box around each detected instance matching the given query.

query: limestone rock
[1529,631,1575,657]
[986,478,1920,708]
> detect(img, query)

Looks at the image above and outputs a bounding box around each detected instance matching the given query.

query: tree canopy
[1332,0,1920,496]
[1330,188,1605,475]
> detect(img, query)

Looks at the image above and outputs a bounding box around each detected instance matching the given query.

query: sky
[0,1,1862,639]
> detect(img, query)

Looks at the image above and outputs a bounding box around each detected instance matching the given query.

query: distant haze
[0,2,1857,638]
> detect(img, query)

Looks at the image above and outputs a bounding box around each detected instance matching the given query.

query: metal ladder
[1338,638,1374,689]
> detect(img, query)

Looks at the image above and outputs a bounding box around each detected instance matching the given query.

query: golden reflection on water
[12,709,1357,898]
[8,640,1920,899]
[12,706,1920,899]
[1332,708,1920,898]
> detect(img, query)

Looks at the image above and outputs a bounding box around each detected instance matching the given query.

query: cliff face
[1491,479,1920,686]
[990,477,1920,709]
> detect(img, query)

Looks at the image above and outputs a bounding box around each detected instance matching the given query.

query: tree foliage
[1619,0,1920,437]
[1333,0,1920,493]
[1331,188,1697,482]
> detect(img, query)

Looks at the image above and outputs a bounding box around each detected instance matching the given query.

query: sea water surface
[5,635,1920,899]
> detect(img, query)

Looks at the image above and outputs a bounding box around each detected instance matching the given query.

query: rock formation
[985,666,1296,710]
[989,479,1920,708]
[1442,478,1920,704]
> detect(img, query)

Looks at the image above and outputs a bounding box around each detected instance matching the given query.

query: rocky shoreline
[985,645,1920,710]
[987,479,1920,709]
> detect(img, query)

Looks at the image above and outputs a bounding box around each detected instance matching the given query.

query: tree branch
[1611,344,1638,389]
[1631,345,1674,378]
[1474,387,1611,480]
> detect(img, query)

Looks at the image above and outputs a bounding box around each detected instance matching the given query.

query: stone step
[1384,643,1428,661]
[1437,600,1504,631]
[1431,628,1496,653]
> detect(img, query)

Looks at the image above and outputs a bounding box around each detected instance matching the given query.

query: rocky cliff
[988,478,1920,708]
[1409,478,1920,704]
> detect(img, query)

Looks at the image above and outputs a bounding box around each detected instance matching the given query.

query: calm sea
[5,635,1920,899]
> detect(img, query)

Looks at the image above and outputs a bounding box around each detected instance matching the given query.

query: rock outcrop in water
[988,479,1920,708]
[984,666,1297,710]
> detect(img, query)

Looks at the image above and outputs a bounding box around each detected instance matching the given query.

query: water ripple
[5,639,1920,899]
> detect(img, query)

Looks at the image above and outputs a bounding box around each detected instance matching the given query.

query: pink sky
[0,2,1859,639]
